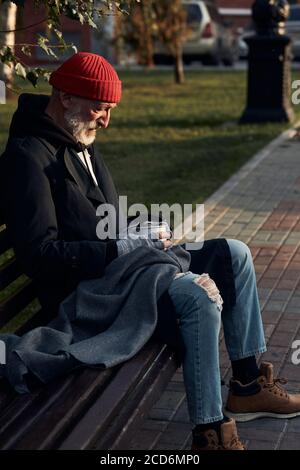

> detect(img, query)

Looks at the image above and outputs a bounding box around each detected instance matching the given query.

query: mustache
[89,123,102,130]
[64,112,101,131]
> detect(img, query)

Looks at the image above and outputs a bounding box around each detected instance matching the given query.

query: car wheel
[222,55,235,66]
[223,43,239,66]
[153,54,174,65]
[183,55,192,65]
[202,51,221,66]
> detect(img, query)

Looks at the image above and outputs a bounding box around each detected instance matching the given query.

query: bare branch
[0,17,48,34]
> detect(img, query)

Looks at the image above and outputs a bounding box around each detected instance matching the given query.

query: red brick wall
[217,0,300,6]
[217,1,252,7]
[216,1,300,33]
[15,1,91,66]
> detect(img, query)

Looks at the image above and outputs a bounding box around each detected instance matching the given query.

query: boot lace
[263,377,288,398]
[206,431,221,450]
[223,434,246,450]
[231,436,246,450]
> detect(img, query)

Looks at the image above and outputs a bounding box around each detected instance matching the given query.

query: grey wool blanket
[0,245,190,393]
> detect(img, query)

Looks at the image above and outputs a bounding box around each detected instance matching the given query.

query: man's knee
[227,239,253,273]
[171,274,223,328]
[192,274,223,313]
[195,278,222,329]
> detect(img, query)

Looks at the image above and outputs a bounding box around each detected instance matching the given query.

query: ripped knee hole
[193,274,223,311]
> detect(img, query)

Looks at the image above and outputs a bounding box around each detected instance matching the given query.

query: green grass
[1,69,300,331]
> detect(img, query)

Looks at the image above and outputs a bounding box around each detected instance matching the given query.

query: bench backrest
[0,211,46,335]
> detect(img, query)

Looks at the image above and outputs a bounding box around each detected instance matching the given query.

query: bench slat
[0,341,177,451]
[97,345,179,450]
[0,210,5,226]
[59,342,177,450]
[0,258,21,290]
[0,381,18,417]
[0,229,11,256]
[0,367,116,450]
[0,280,37,328]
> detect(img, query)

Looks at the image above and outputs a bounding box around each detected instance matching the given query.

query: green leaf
[15,62,27,80]
[21,45,32,57]
[53,28,63,40]
[47,47,58,59]
[37,35,57,58]
[26,70,39,87]
[78,12,85,24]
[34,67,50,79]
[37,35,49,53]
[0,47,16,65]
[87,16,97,28]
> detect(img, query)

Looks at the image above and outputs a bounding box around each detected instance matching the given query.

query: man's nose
[98,110,110,128]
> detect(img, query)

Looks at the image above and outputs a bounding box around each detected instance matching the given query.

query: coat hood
[8,93,88,152]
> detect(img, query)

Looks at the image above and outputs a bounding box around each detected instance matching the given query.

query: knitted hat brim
[49,72,122,104]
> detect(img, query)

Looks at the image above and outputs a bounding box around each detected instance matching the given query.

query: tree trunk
[0,1,17,96]
[174,48,185,84]
[113,9,123,65]
[141,1,155,69]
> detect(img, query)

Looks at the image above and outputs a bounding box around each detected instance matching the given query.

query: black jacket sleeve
[0,139,117,283]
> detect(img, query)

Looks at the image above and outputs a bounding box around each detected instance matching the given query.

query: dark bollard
[240,0,294,124]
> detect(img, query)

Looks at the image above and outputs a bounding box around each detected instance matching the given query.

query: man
[0,52,299,451]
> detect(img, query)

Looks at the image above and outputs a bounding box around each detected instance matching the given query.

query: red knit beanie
[49,52,122,103]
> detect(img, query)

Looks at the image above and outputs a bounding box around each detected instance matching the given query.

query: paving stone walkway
[128,127,300,450]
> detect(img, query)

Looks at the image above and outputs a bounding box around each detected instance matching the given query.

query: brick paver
[128,128,300,450]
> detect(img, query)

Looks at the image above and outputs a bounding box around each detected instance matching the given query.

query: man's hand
[158,230,172,241]
[116,237,172,257]
[161,238,173,250]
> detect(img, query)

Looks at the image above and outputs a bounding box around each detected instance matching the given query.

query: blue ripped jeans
[167,239,266,425]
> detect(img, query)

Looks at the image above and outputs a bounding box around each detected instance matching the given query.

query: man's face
[64,96,117,146]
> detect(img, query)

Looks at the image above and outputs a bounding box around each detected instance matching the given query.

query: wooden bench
[0,212,179,450]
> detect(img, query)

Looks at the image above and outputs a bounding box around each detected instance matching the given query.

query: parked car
[236,25,254,60]
[154,0,239,66]
[286,4,300,60]
[237,36,248,60]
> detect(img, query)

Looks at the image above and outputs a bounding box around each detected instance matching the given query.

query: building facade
[218,0,300,7]
[217,0,300,32]
[15,2,92,67]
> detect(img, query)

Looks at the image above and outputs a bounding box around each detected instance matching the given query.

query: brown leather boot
[191,418,245,450]
[224,361,300,422]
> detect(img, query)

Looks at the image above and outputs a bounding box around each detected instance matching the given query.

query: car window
[183,4,203,24]
[288,7,300,22]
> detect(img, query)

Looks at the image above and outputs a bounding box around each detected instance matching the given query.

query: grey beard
[64,110,96,146]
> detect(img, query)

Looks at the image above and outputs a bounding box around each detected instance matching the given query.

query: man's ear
[59,91,73,109]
